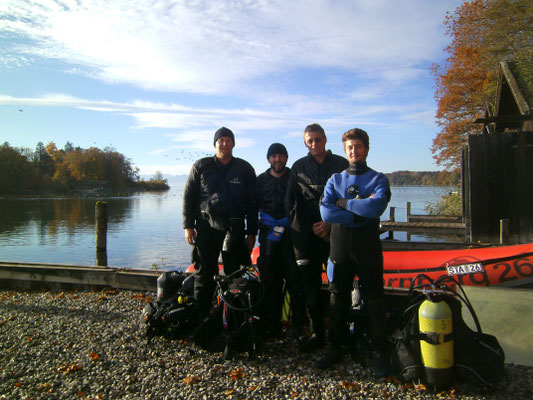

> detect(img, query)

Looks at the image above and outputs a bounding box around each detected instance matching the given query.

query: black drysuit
[285,151,349,338]
[255,167,306,334]
[183,156,257,317]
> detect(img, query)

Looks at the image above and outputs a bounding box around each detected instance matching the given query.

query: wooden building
[463,61,533,243]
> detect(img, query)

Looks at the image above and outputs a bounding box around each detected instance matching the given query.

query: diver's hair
[342,128,369,149]
[304,123,326,138]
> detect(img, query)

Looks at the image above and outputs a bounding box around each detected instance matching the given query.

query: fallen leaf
[224,388,235,395]
[37,383,52,391]
[339,381,358,389]
[414,383,427,391]
[228,368,245,380]
[183,375,201,385]
[55,292,65,299]
[291,391,298,398]
[102,288,118,295]
[77,391,84,397]
[14,382,21,387]
[89,352,99,361]
[57,364,83,374]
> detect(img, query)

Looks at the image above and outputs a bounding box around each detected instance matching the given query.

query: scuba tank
[418,293,454,390]
[156,271,186,302]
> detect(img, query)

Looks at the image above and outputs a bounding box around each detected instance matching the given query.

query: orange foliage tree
[431,0,532,170]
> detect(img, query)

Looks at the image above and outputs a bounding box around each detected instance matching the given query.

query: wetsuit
[183,156,257,317]
[320,161,391,352]
[256,167,306,336]
[285,151,349,340]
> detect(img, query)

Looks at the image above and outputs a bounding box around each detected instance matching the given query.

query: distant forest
[385,170,460,186]
[0,141,169,195]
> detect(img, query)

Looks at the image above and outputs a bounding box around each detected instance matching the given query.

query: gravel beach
[1,288,532,400]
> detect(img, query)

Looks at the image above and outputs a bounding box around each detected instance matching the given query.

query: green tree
[0,143,33,193]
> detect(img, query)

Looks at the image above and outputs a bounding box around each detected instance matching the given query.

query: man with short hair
[318,127,391,376]
[255,143,306,339]
[183,127,257,319]
[285,123,349,351]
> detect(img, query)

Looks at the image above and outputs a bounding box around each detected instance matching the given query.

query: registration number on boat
[446,263,485,276]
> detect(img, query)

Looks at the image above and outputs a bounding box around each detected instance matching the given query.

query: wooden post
[96,202,108,266]
[406,202,411,222]
[388,207,396,222]
[500,219,509,245]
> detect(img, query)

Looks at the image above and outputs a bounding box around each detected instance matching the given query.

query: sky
[0,0,465,178]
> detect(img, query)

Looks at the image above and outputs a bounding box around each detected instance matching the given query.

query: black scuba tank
[156,271,186,302]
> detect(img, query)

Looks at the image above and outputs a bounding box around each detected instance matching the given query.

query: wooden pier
[0,261,159,291]
[380,202,466,238]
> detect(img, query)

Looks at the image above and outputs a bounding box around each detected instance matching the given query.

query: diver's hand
[312,221,331,241]
[185,228,196,245]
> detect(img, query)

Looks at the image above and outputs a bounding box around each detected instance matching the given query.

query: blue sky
[1,0,464,178]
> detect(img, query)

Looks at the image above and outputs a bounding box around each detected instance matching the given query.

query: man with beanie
[255,143,306,339]
[183,127,258,320]
[285,124,349,352]
[317,127,391,376]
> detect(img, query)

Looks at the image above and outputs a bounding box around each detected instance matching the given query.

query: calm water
[0,185,453,270]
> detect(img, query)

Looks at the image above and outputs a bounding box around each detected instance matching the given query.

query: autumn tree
[432,0,532,170]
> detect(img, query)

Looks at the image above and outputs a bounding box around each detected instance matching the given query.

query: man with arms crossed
[318,128,391,376]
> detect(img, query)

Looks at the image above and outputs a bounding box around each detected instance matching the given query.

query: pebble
[1,288,532,399]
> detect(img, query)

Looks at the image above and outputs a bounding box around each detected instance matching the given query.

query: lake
[0,185,454,270]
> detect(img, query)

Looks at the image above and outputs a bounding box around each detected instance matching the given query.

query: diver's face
[344,138,368,164]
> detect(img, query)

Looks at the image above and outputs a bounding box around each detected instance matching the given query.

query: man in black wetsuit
[255,143,306,339]
[285,123,349,351]
[183,127,257,319]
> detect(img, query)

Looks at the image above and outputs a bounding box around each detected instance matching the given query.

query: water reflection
[0,186,452,269]
[0,190,188,269]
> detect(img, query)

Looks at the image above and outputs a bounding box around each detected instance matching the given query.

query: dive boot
[313,348,342,369]
[298,333,325,352]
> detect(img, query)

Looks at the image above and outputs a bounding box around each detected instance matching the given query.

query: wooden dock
[380,220,466,235]
[0,261,159,291]
[381,202,466,237]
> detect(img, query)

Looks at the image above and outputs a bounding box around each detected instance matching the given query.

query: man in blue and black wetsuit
[255,143,306,339]
[183,127,257,320]
[317,128,391,376]
[285,124,349,351]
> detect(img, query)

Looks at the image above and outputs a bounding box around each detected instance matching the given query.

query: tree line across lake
[1,141,459,195]
[385,170,460,187]
[0,141,169,195]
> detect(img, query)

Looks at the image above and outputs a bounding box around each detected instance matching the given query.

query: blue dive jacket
[320,164,391,228]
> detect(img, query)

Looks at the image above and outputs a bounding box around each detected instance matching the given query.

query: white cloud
[0,0,461,95]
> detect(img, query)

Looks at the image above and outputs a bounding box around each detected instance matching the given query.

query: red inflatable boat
[186,242,533,289]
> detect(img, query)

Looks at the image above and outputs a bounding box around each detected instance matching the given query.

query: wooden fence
[463,131,533,243]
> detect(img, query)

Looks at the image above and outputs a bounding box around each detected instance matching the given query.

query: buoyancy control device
[390,274,505,390]
[142,272,196,340]
[193,266,265,360]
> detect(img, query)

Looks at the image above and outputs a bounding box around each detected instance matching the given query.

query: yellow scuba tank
[418,295,453,390]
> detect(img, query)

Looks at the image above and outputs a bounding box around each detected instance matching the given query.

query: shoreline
[1,288,532,399]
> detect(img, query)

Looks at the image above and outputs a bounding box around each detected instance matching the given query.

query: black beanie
[213,127,235,146]
[266,143,288,159]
